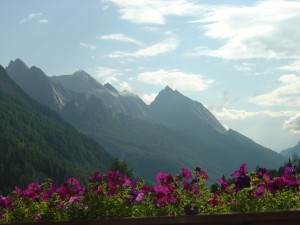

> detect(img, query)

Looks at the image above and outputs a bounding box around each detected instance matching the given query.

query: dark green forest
[0,66,112,194]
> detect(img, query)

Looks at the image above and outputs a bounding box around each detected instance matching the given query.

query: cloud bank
[138,69,214,92]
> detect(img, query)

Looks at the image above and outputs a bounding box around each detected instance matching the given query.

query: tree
[110,157,134,180]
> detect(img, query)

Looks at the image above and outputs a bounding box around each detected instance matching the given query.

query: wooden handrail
[7,210,300,225]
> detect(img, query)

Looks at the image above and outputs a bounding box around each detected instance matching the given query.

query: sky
[0,0,300,152]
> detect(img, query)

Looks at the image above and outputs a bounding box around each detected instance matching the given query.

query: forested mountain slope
[0,65,112,194]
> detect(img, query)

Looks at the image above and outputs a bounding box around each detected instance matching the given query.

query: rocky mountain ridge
[5,59,286,182]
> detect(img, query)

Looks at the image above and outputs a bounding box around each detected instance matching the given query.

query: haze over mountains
[280,142,300,158]
[4,59,287,183]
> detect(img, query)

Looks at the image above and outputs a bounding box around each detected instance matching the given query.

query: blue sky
[1,0,300,151]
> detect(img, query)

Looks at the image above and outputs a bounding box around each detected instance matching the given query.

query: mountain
[52,70,105,93]
[280,142,300,158]
[148,86,227,137]
[51,71,148,119]
[0,65,112,194]
[5,59,285,183]
[5,59,72,111]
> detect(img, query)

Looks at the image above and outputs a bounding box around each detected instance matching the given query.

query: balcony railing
[7,210,300,225]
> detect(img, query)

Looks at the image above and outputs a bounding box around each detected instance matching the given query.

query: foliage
[0,66,112,194]
[1,164,300,223]
[110,157,134,180]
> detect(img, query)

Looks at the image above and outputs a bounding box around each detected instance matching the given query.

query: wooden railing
[8,210,300,225]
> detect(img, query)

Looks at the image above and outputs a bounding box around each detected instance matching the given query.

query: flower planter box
[7,210,300,225]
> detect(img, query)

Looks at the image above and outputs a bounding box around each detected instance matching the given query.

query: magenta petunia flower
[208,199,222,206]
[231,163,247,177]
[257,167,268,178]
[34,214,42,221]
[267,177,285,193]
[182,168,192,179]
[14,186,22,194]
[195,167,209,180]
[135,193,145,202]
[183,181,192,190]
[154,185,170,195]
[122,177,131,187]
[69,196,82,203]
[253,186,266,199]
[21,189,36,198]
[234,173,250,191]
[42,190,54,201]
[28,183,41,190]
[68,178,81,190]
[56,185,69,200]
[89,171,103,182]
[155,172,169,183]
[140,185,152,193]
[0,196,11,209]
[218,178,230,190]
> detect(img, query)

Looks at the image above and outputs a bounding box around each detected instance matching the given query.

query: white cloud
[104,0,203,25]
[138,69,214,92]
[92,67,121,80]
[106,37,179,58]
[250,74,300,106]
[140,93,158,105]
[90,67,132,91]
[278,74,299,83]
[143,26,161,33]
[279,60,300,72]
[99,33,143,46]
[190,0,300,60]
[235,63,254,72]
[20,12,44,24]
[79,42,96,50]
[135,37,178,57]
[284,113,300,133]
[108,77,133,92]
[214,108,298,121]
[211,108,300,151]
[38,19,48,24]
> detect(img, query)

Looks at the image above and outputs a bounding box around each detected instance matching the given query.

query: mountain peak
[164,85,173,92]
[151,86,183,105]
[6,58,29,71]
[104,83,118,94]
[149,85,228,136]
[72,70,92,78]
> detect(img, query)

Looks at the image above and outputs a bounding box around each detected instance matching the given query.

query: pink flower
[217,178,230,190]
[89,171,102,182]
[0,196,11,209]
[34,214,42,221]
[68,178,81,190]
[14,186,22,194]
[69,196,82,203]
[195,167,208,180]
[208,199,222,206]
[154,185,170,195]
[183,181,192,190]
[267,177,285,193]
[136,193,145,202]
[56,185,69,200]
[231,163,247,177]
[155,172,169,183]
[182,168,192,179]
[253,186,266,199]
[122,177,131,187]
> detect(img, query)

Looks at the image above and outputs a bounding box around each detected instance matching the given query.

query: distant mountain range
[0,65,112,194]
[280,142,300,158]
[4,59,287,183]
